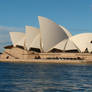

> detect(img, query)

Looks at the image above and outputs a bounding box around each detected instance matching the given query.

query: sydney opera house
[0,16,92,61]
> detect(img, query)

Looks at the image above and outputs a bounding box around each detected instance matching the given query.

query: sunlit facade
[9,16,92,53]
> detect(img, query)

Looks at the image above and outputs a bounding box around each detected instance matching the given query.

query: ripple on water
[0,62,92,92]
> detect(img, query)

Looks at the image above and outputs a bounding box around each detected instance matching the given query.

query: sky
[0,0,92,51]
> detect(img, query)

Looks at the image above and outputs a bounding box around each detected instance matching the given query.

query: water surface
[0,62,92,92]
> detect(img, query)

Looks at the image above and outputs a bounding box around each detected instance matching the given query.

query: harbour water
[0,62,92,92]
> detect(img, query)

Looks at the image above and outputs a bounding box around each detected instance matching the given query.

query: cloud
[0,26,25,51]
[0,25,25,42]
[0,25,24,32]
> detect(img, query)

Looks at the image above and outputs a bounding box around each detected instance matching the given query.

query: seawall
[0,59,92,64]
[0,47,92,64]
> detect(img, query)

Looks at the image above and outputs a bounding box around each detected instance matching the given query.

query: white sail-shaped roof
[16,36,25,47]
[10,32,25,47]
[65,39,78,51]
[53,39,77,51]
[31,34,40,49]
[59,25,72,37]
[38,16,68,52]
[53,39,68,50]
[70,33,92,52]
[25,26,40,50]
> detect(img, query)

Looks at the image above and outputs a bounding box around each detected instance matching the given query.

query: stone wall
[0,47,92,60]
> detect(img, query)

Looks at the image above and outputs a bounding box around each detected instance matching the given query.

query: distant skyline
[0,0,92,51]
